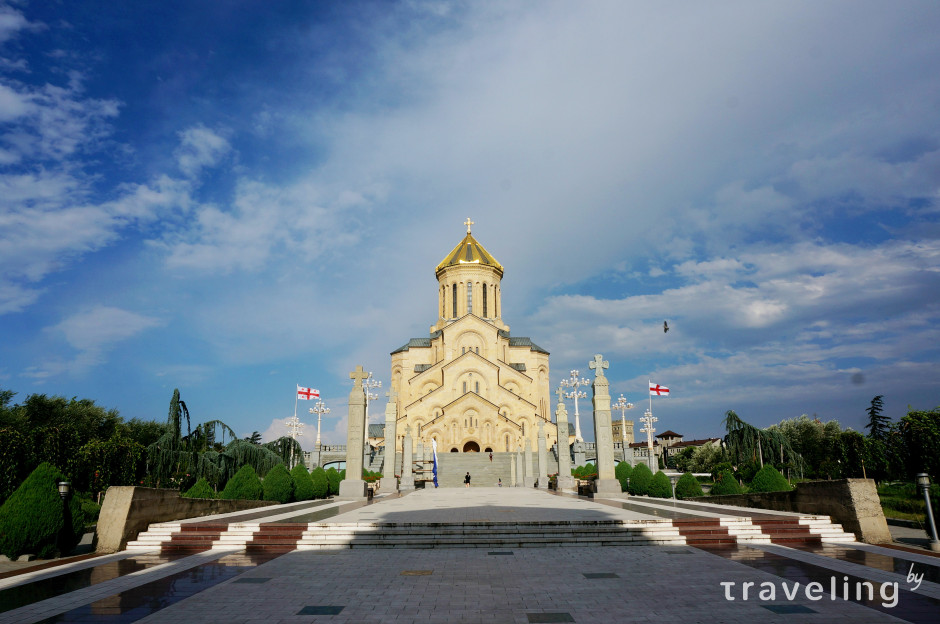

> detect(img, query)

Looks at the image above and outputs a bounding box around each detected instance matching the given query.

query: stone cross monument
[589,354,622,496]
[339,365,370,499]
[380,389,398,492]
[400,425,415,491]
[554,385,576,493]
[537,419,549,489]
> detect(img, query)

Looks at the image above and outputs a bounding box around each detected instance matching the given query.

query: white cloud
[175,125,231,178]
[0,5,39,44]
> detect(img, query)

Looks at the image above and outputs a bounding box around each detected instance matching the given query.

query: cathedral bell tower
[431,218,508,333]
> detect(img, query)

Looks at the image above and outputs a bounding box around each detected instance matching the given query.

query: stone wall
[690,478,890,543]
[96,486,277,553]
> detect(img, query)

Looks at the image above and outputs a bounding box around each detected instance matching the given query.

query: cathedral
[387,220,560,454]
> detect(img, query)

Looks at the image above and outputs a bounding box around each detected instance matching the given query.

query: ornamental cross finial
[589,354,609,376]
[464,217,474,233]
[350,365,369,387]
[555,385,566,402]
[385,388,398,402]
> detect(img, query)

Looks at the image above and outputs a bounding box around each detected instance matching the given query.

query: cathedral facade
[389,221,557,454]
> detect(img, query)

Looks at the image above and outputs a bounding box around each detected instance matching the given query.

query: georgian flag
[649,382,670,397]
[297,386,320,400]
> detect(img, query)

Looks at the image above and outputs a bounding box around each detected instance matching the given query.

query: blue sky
[1,1,939,448]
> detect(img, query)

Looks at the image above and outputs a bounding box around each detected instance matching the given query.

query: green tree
[628,463,653,495]
[183,478,216,499]
[71,436,146,496]
[0,463,85,559]
[262,464,294,503]
[326,467,341,495]
[898,408,940,481]
[220,465,263,500]
[291,464,315,501]
[245,431,262,445]
[675,472,704,499]
[865,395,889,441]
[0,428,30,504]
[614,461,633,492]
[748,465,791,493]
[710,469,744,496]
[725,410,802,475]
[311,467,329,498]
[648,471,672,498]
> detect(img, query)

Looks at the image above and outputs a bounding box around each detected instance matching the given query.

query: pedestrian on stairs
[464,472,471,488]
[498,478,502,487]
[489,451,493,462]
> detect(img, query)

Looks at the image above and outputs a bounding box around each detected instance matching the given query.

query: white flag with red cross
[297,386,320,400]
[649,382,670,397]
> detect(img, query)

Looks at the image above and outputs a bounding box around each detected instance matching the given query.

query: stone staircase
[126,514,853,553]
[433,452,560,487]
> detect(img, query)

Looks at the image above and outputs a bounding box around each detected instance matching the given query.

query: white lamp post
[561,370,589,442]
[613,394,635,461]
[308,400,330,446]
[639,409,658,471]
[285,413,305,467]
[362,372,382,446]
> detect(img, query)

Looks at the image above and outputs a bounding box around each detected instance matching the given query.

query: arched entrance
[463,441,480,453]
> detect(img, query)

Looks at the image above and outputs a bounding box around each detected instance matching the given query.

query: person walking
[489,451,493,462]
[464,472,471,488]
[498,478,502,487]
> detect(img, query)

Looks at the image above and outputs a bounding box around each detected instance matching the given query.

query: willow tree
[146,389,299,489]
[722,410,803,478]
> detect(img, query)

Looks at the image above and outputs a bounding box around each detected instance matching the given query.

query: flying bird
[663,321,669,333]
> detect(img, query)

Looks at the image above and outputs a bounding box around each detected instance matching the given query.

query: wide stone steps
[125,513,853,553]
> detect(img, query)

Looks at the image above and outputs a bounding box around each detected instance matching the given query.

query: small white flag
[649,383,670,397]
[297,386,320,400]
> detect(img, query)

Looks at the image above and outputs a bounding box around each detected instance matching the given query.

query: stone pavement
[0,488,937,623]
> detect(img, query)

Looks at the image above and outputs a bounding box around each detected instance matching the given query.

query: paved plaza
[0,488,938,623]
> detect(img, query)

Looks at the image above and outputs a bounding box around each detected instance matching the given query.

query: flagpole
[294,385,298,421]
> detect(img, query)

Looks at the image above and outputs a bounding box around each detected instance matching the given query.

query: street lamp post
[613,394,634,462]
[916,473,940,552]
[285,413,305,468]
[308,400,331,446]
[57,481,71,555]
[561,370,589,442]
[362,372,382,447]
[639,409,658,472]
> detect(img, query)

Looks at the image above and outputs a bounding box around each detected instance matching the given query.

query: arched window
[483,285,488,317]
[522,422,525,436]
[452,284,457,318]
[475,381,479,394]
[462,381,467,394]
[475,346,479,354]
[466,282,472,314]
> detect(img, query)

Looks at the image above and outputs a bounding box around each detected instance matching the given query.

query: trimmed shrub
[220,465,263,500]
[311,467,329,499]
[0,462,85,559]
[648,471,673,498]
[748,465,791,493]
[572,465,584,478]
[183,478,216,499]
[675,472,704,500]
[628,463,653,496]
[325,467,341,496]
[262,464,294,503]
[615,462,633,492]
[291,464,315,501]
[710,469,744,496]
[583,463,597,478]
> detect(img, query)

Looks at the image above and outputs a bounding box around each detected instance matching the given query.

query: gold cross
[464,217,474,233]
[350,365,369,387]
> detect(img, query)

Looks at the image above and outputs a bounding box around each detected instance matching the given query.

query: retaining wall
[690,478,890,543]
[96,486,277,553]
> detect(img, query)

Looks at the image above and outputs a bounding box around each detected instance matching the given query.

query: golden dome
[435,226,503,277]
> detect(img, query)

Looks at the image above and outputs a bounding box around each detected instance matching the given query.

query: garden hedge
[628,463,653,496]
[183,478,216,499]
[220,465,263,500]
[648,471,672,498]
[291,464,315,501]
[311,467,329,499]
[674,472,704,499]
[614,462,633,492]
[262,464,294,503]
[748,465,791,493]
[710,469,744,495]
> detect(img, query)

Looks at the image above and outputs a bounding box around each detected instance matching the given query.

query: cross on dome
[464,217,474,233]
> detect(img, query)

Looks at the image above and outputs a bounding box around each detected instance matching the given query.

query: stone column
[379,390,398,492]
[339,366,369,499]
[524,438,534,487]
[515,448,524,487]
[400,426,415,492]
[573,439,586,468]
[554,388,576,493]
[589,354,621,497]
[416,440,425,469]
[537,420,549,489]
[510,452,517,486]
